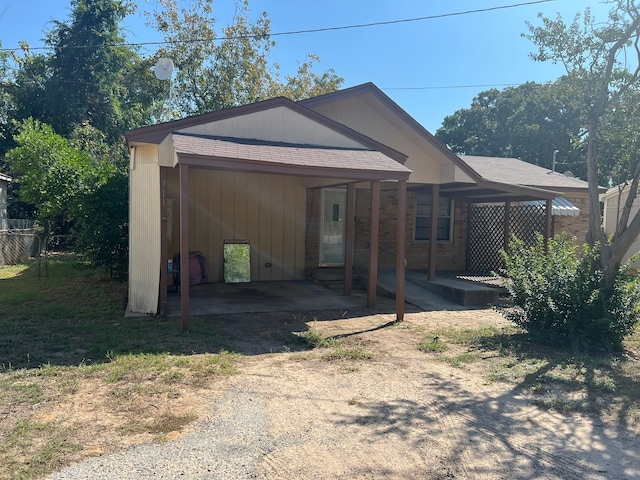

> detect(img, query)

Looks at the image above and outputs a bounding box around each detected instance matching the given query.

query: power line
[0,0,554,52]
[383,83,524,91]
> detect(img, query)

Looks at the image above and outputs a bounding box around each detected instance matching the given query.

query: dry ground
[18,306,640,479]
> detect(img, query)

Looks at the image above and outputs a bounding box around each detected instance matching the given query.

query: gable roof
[459,155,599,193]
[126,96,407,164]
[299,82,481,181]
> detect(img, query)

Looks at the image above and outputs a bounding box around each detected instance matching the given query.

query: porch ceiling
[172,133,411,181]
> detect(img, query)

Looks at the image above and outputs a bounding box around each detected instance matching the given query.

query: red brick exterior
[305,187,468,272]
[552,193,590,244]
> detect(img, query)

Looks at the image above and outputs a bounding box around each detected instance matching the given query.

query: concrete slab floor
[165,280,368,317]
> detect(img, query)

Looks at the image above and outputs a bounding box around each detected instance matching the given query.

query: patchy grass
[0,255,241,480]
[300,327,373,361]
[416,322,640,428]
[418,335,448,353]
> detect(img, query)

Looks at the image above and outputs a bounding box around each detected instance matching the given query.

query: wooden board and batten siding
[165,168,307,283]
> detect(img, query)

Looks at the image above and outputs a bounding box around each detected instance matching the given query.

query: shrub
[498,234,640,351]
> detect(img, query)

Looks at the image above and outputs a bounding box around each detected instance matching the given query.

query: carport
[125,97,411,330]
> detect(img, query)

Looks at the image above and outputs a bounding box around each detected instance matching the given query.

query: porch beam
[428,184,439,281]
[179,163,190,332]
[367,181,381,308]
[344,183,355,296]
[159,167,168,317]
[396,180,407,321]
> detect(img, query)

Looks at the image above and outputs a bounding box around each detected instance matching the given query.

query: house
[601,184,640,269]
[125,83,593,325]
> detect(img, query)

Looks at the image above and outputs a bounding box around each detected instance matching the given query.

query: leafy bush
[498,234,640,351]
[73,171,129,279]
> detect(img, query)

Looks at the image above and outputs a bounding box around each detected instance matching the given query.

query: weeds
[300,327,373,361]
[416,322,640,426]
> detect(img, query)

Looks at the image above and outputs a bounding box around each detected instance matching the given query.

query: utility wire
[0,0,554,52]
[383,83,524,90]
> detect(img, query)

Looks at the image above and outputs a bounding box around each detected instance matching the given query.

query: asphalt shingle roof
[172,134,411,175]
[459,155,590,190]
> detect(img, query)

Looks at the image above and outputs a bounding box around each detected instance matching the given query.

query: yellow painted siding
[165,168,307,282]
[179,107,365,149]
[603,188,640,268]
[128,145,161,314]
[307,96,475,185]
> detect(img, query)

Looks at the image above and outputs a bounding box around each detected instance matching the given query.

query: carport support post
[159,167,169,316]
[428,184,439,281]
[367,180,381,308]
[179,163,190,332]
[503,200,511,253]
[544,198,553,250]
[343,183,355,296]
[396,180,407,321]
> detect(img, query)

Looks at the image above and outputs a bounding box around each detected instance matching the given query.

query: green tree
[524,1,640,287]
[5,118,127,274]
[148,0,343,117]
[5,0,163,146]
[435,80,588,178]
[5,119,110,223]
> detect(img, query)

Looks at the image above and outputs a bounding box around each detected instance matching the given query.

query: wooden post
[503,200,511,253]
[159,167,168,317]
[344,183,355,296]
[367,181,381,308]
[428,184,439,281]
[396,180,407,322]
[544,198,553,250]
[179,163,190,332]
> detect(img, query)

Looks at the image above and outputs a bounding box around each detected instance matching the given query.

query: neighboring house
[0,173,10,231]
[125,82,594,321]
[601,184,640,269]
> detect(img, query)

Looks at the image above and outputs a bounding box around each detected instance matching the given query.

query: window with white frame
[414,193,453,241]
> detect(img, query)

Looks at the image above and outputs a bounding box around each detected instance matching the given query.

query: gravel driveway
[47,310,640,479]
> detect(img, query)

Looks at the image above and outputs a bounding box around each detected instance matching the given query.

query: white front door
[319,188,346,266]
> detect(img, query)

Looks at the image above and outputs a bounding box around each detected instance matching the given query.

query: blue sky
[0,0,611,132]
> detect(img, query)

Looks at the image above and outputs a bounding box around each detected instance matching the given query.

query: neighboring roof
[0,173,11,182]
[459,155,599,193]
[172,133,411,181]
[600,183,640,202]
[299,82,481,181]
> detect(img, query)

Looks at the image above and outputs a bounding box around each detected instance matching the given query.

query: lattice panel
[510,205,545,247]
[468,205,505,274]
[468,203,546,274]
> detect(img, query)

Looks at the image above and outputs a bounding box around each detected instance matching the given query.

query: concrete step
[406,273,499,307]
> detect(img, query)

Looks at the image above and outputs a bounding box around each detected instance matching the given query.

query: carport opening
[224,240,251,283]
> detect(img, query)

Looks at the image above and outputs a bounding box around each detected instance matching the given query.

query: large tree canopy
[4,0,163,152]
[524,1,640,287]
[148,0,343,118]
[435,80,587,178]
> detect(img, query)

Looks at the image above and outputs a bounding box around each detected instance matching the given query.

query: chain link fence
[0,220,77,280]
[0,228,40,267]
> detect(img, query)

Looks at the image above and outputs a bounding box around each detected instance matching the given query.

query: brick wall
[553,193,590,244]
[305,187,468,272]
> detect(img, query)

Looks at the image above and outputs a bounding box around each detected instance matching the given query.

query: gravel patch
[47,388,271,480]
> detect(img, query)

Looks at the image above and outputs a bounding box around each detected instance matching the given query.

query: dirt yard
[44,305,640,480]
